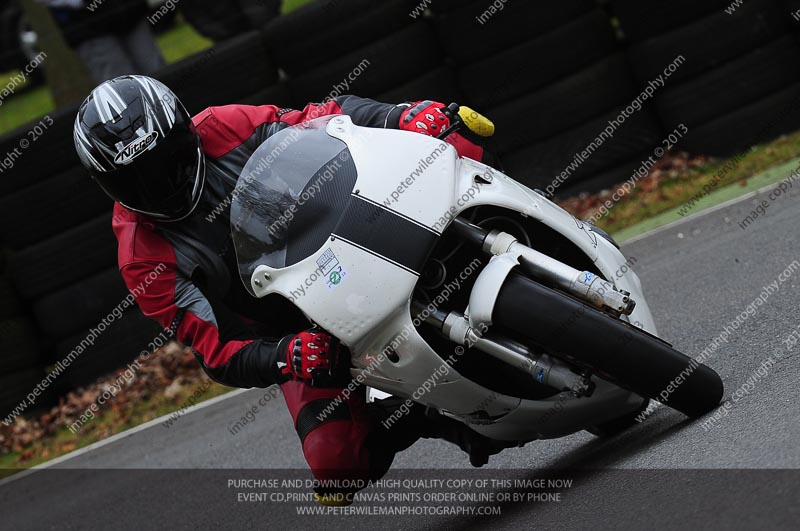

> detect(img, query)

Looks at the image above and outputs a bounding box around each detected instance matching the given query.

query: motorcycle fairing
[233,116,653,440]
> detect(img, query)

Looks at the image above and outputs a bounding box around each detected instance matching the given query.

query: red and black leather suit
[112,96,485,490]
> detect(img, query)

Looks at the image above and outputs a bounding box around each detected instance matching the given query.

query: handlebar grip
[457,106,495,138]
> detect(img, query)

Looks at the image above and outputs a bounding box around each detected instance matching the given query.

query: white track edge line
[618,183,774,246]
[0,387,253,488]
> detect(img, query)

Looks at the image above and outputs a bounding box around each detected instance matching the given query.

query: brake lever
[436,102,463,140]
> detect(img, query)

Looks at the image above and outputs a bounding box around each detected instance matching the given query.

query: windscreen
[230,116,357,295]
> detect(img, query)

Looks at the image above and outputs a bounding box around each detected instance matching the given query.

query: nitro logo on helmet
[114,131,159,165]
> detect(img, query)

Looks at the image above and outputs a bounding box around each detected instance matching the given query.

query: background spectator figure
[180,0,280,41]
[39,0,165,82]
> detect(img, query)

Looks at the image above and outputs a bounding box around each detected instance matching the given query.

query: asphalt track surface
[2,189,799,530]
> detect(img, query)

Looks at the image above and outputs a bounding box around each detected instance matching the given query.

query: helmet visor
[96,115,204,220]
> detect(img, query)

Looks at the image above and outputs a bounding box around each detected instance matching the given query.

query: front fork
[413,301,593,397]
[415,217,638,397]
[451,218,636,316]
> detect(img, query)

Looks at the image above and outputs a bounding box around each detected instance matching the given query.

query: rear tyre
[493,273,724,418]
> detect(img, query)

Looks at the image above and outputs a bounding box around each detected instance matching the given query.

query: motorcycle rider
[73,75,497,504]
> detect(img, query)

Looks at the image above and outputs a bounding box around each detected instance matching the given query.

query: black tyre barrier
[0,367,45,419]
[33,266,129,340]
[155,31,279,115]
[0,105,80,197]
[288,22,441,106]
[375,66,462,106]
[53,309,162,390]
[0,318,40,372]
[435,0,595,65]
[679,82,800,156]
[181,0,281,41]
[10,214,117,301]
[263,0,417,76]
[458,9,618,109]
[488,53,638,154]
[656,36,800,130]
[501,107,663,193]
[237,82,293,108]
[627,0,787,86]
[563,151,656,197]
[611,0,736,42]
[0,274,21,320]
[0,165,110,250]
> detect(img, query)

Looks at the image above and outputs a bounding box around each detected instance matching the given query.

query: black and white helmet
[74,75,205,221]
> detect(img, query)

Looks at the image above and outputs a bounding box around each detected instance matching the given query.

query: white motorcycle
[230,106,723,450]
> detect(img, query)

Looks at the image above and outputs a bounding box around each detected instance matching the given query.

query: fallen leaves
[557,151,711,225]
[0,342,216,464]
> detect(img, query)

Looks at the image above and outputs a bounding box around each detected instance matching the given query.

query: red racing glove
[399,100,451,136]
[399,100,485,161]
[280,330,349,387]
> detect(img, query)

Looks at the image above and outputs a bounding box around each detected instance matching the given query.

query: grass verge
[561,130,800,238]
[0,379,231,479]
[0,346,232,478]
[282,0,315,13]
[613,155,800,243]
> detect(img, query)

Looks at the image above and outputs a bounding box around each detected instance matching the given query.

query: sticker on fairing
[317,248,347,290]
